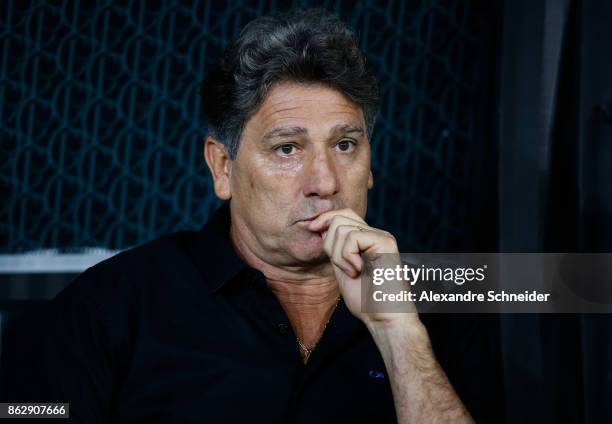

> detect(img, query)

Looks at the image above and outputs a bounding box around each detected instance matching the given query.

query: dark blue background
[0,0,495,253]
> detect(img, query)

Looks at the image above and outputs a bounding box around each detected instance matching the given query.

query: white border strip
[0,251,120,274]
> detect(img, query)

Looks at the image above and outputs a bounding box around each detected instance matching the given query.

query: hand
[308,208,416,327]
[310,210,471,424]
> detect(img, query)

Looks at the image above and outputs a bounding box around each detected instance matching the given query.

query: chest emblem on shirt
[368,370,386,379]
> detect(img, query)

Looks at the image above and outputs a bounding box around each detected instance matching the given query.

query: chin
[299,249,328,264]
[290,234,328,263]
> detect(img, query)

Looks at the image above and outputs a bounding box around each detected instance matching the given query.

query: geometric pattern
[1,0,488,253]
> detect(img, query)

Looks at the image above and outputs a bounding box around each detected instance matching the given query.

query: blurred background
[1,0,611,422]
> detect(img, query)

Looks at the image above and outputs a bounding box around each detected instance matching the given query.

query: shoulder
[88,230,198,281]
[54,230,201,309]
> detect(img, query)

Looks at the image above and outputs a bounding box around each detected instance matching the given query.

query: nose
[302,148,339,198]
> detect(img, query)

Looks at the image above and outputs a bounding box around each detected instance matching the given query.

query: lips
[297,216,317,225]
[304,208,332,221]
[299,209,335,225]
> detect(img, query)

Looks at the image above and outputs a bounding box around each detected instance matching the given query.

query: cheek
[234,158,302,209]
[340,160,371,210]
[259,155,304,178]
[341,156,370,187]
[249,156,304,200]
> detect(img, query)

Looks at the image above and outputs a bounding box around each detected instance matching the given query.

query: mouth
[296,217,317,226]
[294,209,334,225]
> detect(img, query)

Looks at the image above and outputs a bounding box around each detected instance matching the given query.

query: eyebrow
[262,126,308,141]
[329,124,364,137]
[262,124,364,142]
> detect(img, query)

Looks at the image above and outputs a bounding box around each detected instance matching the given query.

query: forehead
[247,81,365,134]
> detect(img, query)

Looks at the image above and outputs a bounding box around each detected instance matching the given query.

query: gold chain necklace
[296,295,341,364]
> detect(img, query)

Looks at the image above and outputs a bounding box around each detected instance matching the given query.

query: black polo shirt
[2,203,503,423]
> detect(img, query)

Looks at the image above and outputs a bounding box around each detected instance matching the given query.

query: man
[2,9,502,423]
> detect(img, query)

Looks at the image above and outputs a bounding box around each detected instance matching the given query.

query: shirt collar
[191,202,252,293]
[191,202,366,346]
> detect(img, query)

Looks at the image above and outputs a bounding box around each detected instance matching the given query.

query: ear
[367,170,374,189]
[204,136,232,200]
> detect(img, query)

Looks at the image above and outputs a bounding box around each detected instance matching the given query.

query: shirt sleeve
[2,274,119,423]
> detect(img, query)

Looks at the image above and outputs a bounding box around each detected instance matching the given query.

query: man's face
[228,81,373,266]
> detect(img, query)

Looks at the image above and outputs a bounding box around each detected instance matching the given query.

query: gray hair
[200,8,380,159]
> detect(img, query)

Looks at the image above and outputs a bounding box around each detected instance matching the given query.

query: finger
[330,253,359,278]
[342,228,398,269]
[324,218,370,273]
[323,215,367,250]
[308,208,365,232]
[343,230,379,272]
[330,225,361,277]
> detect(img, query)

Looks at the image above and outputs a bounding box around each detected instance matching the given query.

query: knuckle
[341,249,354,262]
[331,215,342,224]
[346,231,358,243]
[328,216,341,230]
[377,229,396,242]
[336,224,352,235]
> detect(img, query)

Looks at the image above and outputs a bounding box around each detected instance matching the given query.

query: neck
[229,221,340,346]
[228,216,336,287]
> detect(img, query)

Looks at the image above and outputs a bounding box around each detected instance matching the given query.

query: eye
[335,139,356,152]
[274,143,299,156]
